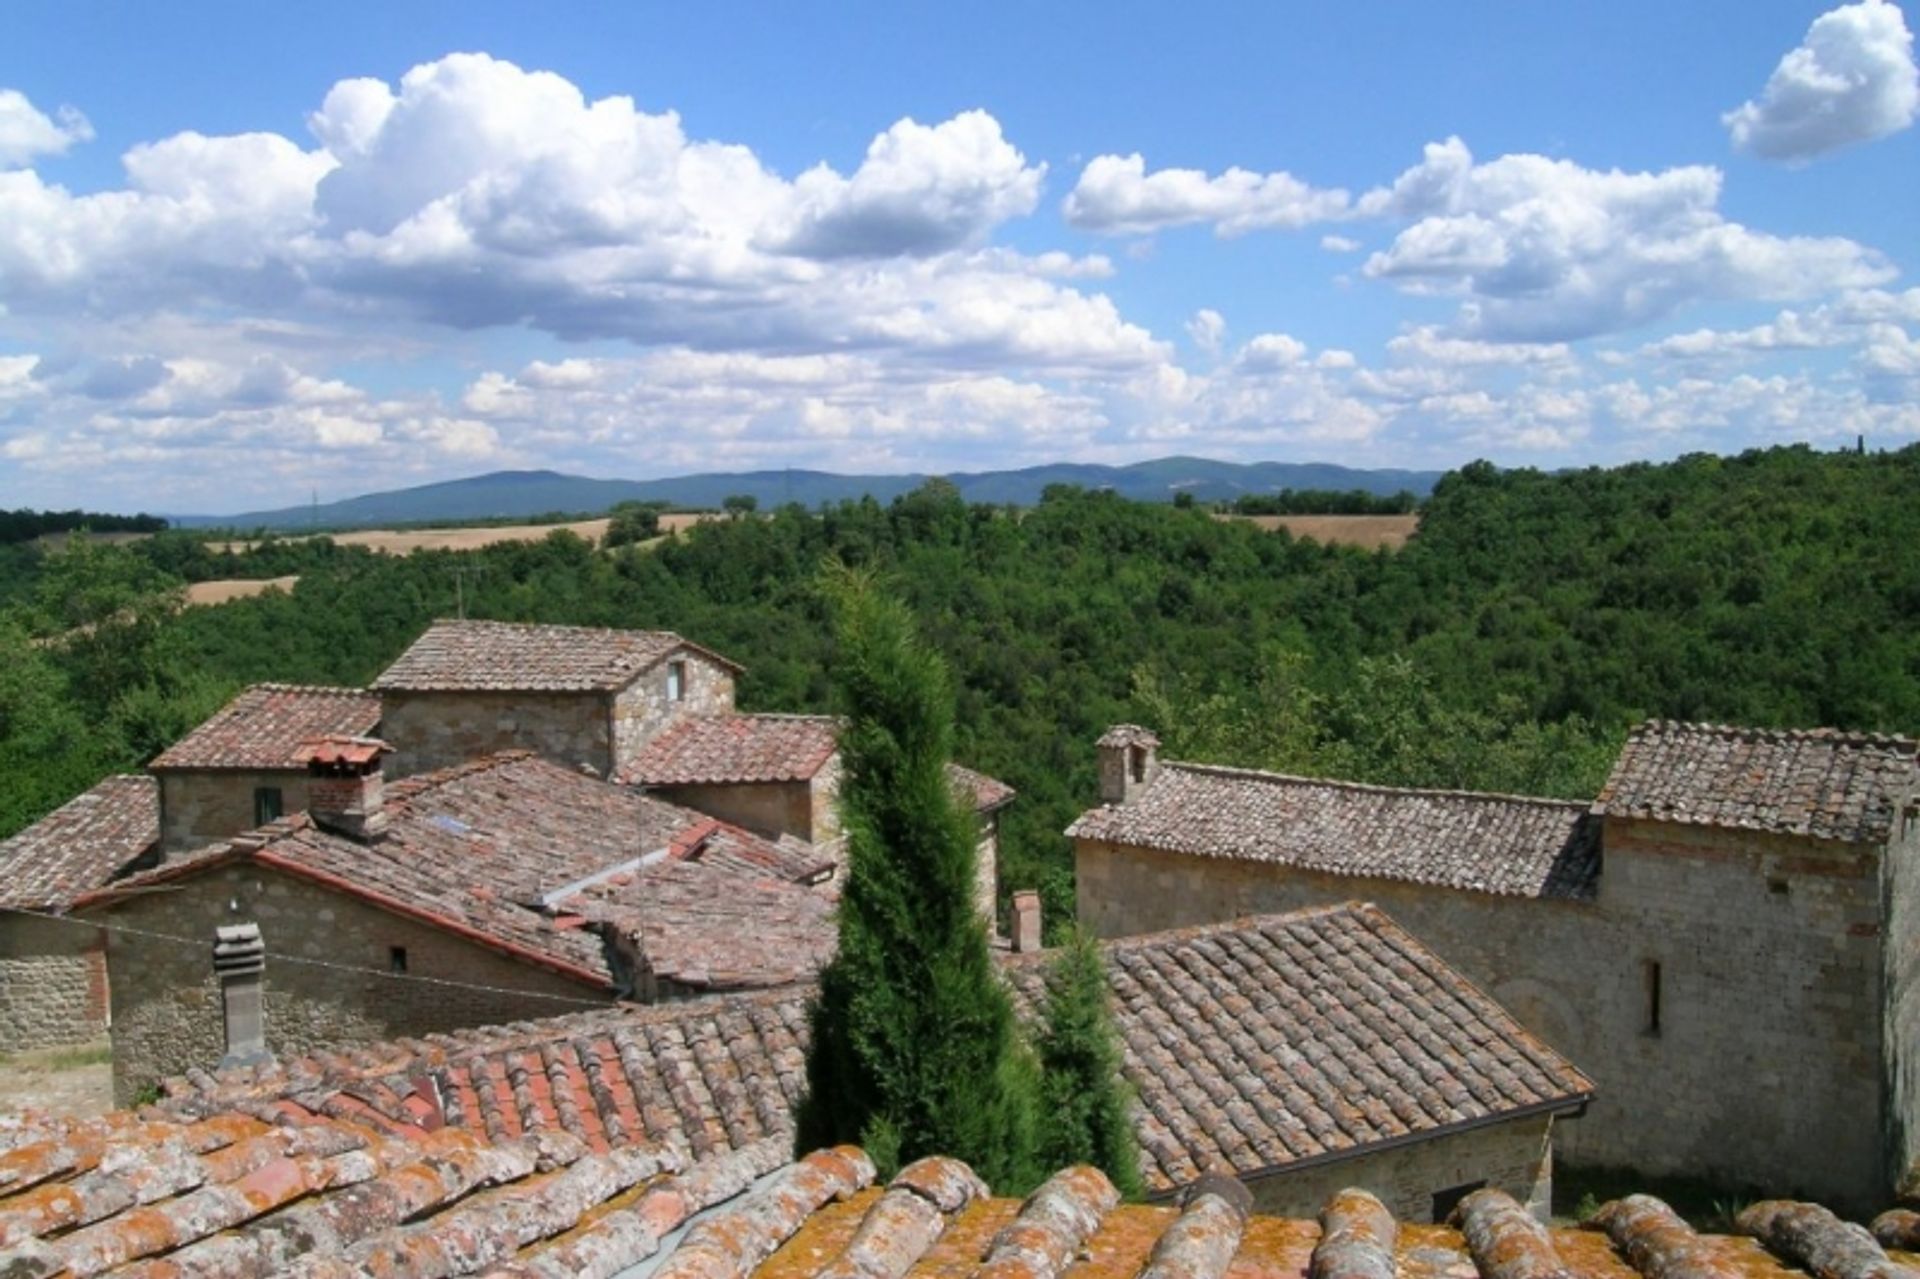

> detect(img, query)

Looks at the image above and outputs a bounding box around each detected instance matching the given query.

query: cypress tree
[796,567,1041,1190]
[1035,925,1144,1198]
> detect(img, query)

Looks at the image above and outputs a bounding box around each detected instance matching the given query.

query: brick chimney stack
[303,735,392,840]
[1012,889,1043,953]
[1096,725,1160,806]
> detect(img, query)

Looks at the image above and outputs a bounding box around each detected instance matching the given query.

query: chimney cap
[1096,724,1160,750]
[301,734,392,771]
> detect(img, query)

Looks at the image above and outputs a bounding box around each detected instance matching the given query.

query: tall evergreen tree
[795,566,1041,1190]
[1035,925,1144,1198]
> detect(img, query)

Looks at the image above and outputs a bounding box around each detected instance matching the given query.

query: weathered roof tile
[148,684,380,771]
[0,775,158,910]
[373,619,740,692]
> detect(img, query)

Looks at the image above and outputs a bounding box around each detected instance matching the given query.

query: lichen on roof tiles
[373,619,740,692]
[1067,762,1600,899]
[1594,720,1920,844]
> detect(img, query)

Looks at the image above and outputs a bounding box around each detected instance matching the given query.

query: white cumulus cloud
[1062,152,1354,236]
[1724,0,1919,161]
[0,89,92,167]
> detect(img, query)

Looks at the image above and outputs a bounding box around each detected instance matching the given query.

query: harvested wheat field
[213,511,718,556]
[1219,513,1419,550]
[185,575,301,605]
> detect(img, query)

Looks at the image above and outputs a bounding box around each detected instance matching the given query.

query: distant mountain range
[173,457,1444,530]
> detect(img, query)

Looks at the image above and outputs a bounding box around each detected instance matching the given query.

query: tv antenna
[448,564,487,619]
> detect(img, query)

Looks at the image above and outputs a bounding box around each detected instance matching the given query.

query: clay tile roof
[161,904,1587,1200]
[1594,720,1920,844]
[372,618,742,692]
[0,775,158,911]
[1098,724,1161,749]
[77,754,822,993]
[624,714,843,785]
[1006,903,1592,1191]
[562,861,839,992]
[1068,761,1600,899]
[949,762,1016,813]
[148,683,381,771]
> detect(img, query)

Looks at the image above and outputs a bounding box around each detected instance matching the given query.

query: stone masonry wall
[1239,1115,1556,1223]
[0,911,108,1050]
[1078,820,1889,1210]
[609,652,735,774]
[382,690,613,778]
[1881,800,1920,1189]
[647,779,815,842]
[158,769,317,853]
[809,752,842,845]
[98,864,606,1103]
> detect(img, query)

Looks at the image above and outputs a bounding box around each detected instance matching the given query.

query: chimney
[1096,725,1160,806]
[303,735,392,840]
[1012,889,1043,954]
[213,922,269,1069]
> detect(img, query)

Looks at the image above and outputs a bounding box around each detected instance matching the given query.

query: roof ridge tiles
[1160,760,1594,811]
[1633,718,1920,751]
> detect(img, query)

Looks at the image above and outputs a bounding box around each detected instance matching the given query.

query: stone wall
[158,769,315,853]
[647,778,816,842]
[1078,818,1891,1210]
[1238,1115,1556,1223]
[96,864,607,1102]
[0,911,108,1050]
[381,690,613,778]
[976,816,999,934]
[1881,802,1920,1189]
[609,652,736,774]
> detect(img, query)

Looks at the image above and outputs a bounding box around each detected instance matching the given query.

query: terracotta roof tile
[373,619,741,692]
[165,905,1588,1197]
[148,684,381,771]
[625,715,842,785]
[950,763,1017,814]
[1595,720,1920,844]
[0,775,158,910]
[1068,763,1600,899]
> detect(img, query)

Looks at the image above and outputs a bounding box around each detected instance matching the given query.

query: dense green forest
[1228,488,1420,515]
[0,509,168,543]
[5,444,1918,926]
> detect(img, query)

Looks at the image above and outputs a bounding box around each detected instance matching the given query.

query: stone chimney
[1096,725,1160,806]
[303,735,392,840]
[1012,889,1043,954]
[213,922,269,1069]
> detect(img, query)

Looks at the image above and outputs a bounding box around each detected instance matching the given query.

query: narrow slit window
[1130,746,1147,783]
[667,660,686,702]
[1643,959,1663,1037]
[389,946,409,974]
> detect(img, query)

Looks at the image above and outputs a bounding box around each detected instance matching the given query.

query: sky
[1,2,1917,513]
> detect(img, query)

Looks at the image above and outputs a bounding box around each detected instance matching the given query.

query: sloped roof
[373,619,741,692]
[148,683,381,771]
[1005,903,1591,1190]
[1595,720,1920,844]
[623,713,842,785]
[162,904,1588,1196]
[950,762,1017,813]
[0,775,158,911]
[1068,761,1600,899]
[77,753,814,992]
[6,1115,1912,1279]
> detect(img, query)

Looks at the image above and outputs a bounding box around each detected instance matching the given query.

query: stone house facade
[1069,722,1920,1212]
[372,619,740,778]
[0,774,157,1050]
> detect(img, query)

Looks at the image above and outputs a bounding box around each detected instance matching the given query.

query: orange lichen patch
[1589,1195,1743,1279]
[1313,1189,1395,1279]
[759,1190,883,1279]
[1065,1204,1182,1279]
[910,1198,1022,1279]
[1232,1214,1321,1279]
[1551,1229,1640,1279]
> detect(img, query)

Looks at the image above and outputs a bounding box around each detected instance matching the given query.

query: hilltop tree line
[4,444,1919,927]
[0,508,168,544]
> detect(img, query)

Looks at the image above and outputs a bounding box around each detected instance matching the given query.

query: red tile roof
[623,714,841,785]
[147,684,381,771]
[1595,720,1920,844]
[0,775,158,911]
[373,618,742,692]
[163,904,1587,1198]
[77,753,821,993]
[1068,762,1600,899]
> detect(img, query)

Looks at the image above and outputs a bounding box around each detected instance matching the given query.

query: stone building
[1069,721,1920,1210]
[372,619,742,778]
[0,775,155,1050]
[162,900,1591,1223]
[75,746,838,1101]
[147,682,382,851]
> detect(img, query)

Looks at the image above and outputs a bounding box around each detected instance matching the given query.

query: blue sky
[1,2,1916,511]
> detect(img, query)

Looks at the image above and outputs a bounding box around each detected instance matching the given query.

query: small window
[1643,959,1663,1037]
[389,946,409,974]
[253,786,283,825]
[667,660,686,702]
[1431,1180,1485,1223]
[1129,746,1147,783]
